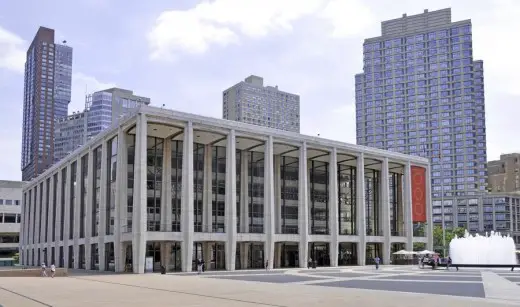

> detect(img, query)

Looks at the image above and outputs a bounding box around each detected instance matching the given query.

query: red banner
[411,166,426,223]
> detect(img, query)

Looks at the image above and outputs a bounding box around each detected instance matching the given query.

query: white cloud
[319,0,376,38]
[0,25,26,73]
[69,72,116,112]
[148,0,372,59]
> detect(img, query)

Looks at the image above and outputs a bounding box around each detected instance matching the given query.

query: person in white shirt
[41,263,47,277]
[50,264,56,278]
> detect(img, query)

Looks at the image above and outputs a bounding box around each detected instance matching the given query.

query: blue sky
[1,0,519,180]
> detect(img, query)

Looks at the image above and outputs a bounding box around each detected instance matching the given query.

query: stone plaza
[2,266,520,306]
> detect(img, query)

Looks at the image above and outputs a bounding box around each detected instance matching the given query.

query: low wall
[0,267,68,277]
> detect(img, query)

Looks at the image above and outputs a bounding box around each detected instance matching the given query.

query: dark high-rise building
[21,27,73,181]
[355,9,487,231]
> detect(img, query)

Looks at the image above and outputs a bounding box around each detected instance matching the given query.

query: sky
[0,0,519,181]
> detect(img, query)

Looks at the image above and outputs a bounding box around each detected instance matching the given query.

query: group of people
[420,255,452,270]
[40,262,57,277]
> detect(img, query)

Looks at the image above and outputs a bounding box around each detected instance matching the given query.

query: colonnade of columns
[19,113,432,273]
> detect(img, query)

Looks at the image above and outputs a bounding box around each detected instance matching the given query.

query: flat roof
[25,105,429,186]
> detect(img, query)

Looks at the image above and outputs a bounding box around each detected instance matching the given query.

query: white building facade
[0,180,24,259]
[20,106,432,273]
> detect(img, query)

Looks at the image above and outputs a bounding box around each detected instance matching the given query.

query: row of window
[0,199,20,206]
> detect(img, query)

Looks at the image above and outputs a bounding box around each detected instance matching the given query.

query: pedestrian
[374,256,380,270]
[265,260,269,271]
[307,258,312,269]
[50,264,56,278]
[197,258,203,274]
[41,262,47,277]
[447,256,452,271]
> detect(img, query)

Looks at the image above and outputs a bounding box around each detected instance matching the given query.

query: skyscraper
[355,9,487,231]
[21,27,72,181]
[223,75,300,133]
[53,88,150,162]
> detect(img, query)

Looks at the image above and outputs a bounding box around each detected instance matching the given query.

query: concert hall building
[19,106,432,273]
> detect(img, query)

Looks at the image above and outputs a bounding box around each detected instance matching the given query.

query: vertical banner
[411,166,426,223]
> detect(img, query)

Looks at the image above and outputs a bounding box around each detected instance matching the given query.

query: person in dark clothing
[447,256,452,270]
[374,256,380,270]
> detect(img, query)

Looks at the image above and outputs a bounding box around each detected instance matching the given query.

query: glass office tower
[355,9,487,230]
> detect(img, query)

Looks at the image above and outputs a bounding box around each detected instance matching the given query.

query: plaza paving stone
[1,266,520,306]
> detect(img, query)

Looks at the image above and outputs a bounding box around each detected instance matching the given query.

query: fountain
[449,230,518,264]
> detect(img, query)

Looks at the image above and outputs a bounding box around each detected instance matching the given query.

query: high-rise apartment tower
[355,9,487,231]
[21,27,72,181]
[223,75,300,133]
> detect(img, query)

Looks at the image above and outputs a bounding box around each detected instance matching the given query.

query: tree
[12,252,19,264]
[432,225,466,256]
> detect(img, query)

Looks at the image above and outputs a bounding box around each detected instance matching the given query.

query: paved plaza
[1,266,520,306]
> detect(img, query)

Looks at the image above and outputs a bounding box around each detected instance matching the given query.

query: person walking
[197,258,203,274]
[374,256,380,270]
[50,264,56,278]
[41,263,47,277]
[446,256,452,271]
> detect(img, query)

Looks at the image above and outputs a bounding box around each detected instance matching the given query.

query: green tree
[12,252,19,264]
[432,225,466,256]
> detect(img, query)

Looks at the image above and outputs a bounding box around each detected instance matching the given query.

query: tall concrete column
[132,113,148,273]
[403,162,414,251]
[225,130,237,270]
[328,148,339,267]
[98,141,108,271]
[55,170,63,266]
[73,158,82,269]
[40,179,48,260]
[298,142,309,268]
[34,184,41,248]
[381,158,391,264]
[263,136,275,270]
[425,164,434,251]
[274,155,282,234]
[356,153,366,265]
[203,144,213,232]
[63,163,72,269]
[114,128,128,272]
[162,139,172,231]
[85,148,94,270]
[240,154,249,233]
[181,121,194,272]
[47,174,55,265]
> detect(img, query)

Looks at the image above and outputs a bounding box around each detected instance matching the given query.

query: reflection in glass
[194,143,204,232]
[80,154,88,238]
[92,146,101,237]
[126,134,135,231]
[338,165,356,235]
[106,136,117,235]
[212,146,226,232]
[171,140,183,232]
[365,169,380,236]
[146,137,163,231]
[310,160,329,235]
[281,156,298,234]
[248,151,264,233]
[69,161,76,239]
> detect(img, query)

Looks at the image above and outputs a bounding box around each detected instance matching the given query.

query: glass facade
[309,160,329,235]
[355,12,487,228]
[365,170,380,236]
[126,135,136,232]
[60,168,66,241]
[80,154,88,238]
[171,140,183,232]
[193,143,204,232]
[92,146,102,237]
[248,151,264,233]
[106,137,117,235]
[69,162,76,240]
[280,157,299,234]
[212,146,226,232]
[147,137,163,232]
[338,165,356,235]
